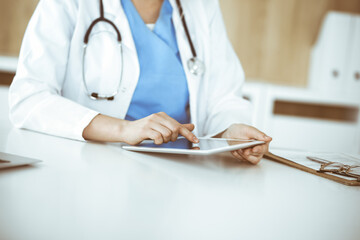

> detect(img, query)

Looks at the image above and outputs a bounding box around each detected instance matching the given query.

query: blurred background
[0,0,359,153]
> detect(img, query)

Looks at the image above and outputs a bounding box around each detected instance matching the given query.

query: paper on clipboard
[267,149,360,184]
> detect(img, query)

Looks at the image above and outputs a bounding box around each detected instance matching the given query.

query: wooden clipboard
[264,152,360,186]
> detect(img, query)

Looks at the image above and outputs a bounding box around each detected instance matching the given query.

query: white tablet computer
[122,137,265,155]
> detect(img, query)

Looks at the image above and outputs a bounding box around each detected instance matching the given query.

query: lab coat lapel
[169,0,201,134]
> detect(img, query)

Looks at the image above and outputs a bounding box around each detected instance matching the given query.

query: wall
[219,0,360,86]
[0,0,39,56]
[0,0,38,85]
[0,0,360,86]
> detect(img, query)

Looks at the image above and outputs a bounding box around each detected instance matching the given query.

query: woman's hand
[120,112,198,145]
[218,124,272,164]
[83,112,198,145]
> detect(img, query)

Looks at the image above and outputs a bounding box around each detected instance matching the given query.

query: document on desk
[265,149,360,186]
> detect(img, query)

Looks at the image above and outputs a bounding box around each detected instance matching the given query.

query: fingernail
[264,135,271,140]
[193,136,199,143]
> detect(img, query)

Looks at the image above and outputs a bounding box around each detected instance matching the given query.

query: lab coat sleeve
[8,0,99,141]
[202,0,252,137]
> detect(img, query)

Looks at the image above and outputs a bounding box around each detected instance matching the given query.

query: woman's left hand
[219,124,272,164]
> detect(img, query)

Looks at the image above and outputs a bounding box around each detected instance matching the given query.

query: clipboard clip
[307,156,360,182]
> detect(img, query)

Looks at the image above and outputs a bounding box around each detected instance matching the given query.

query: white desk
[0,86,359,240]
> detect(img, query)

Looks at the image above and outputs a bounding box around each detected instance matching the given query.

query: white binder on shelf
[308,12,359,100]
[345,16,360,101]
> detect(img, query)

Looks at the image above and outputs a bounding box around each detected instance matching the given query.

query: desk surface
[0,86,359,240]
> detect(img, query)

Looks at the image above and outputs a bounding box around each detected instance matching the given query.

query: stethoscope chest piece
[187,57,205,77]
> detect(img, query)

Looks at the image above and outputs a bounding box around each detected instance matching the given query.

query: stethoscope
[82,0,205,101]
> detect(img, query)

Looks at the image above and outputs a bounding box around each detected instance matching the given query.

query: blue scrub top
[122,0,190,124]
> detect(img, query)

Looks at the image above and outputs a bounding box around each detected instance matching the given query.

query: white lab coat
[9,0,252,141]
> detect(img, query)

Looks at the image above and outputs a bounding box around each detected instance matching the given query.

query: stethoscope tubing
[175,0,197,58]
[82,0,202,100]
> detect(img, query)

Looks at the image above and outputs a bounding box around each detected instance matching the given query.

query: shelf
[243,82,360,107]
[0,56,18,73]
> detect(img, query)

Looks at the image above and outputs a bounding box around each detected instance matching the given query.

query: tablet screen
[135,138,257,151]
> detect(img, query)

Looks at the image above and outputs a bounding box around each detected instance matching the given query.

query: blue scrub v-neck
[122,0,190,124]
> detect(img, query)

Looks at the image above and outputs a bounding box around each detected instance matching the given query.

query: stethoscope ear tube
[83,19,122,44]
[82,0,124,101]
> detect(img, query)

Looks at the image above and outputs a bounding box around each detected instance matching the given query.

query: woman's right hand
[119,112,198,145]
[83,112,198,144]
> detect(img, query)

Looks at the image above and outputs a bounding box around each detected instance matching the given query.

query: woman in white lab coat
[9,0,272,164]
